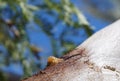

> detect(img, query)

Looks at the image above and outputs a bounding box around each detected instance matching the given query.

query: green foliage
[0,0,93,80]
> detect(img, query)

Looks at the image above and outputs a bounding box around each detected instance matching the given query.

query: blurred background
[0,0,120,81]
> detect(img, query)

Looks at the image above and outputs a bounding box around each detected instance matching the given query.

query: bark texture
[22,20,120,81]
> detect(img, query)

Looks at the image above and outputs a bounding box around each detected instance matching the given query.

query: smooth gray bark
[22,19,120,81]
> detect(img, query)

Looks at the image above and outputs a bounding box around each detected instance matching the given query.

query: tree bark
[22,20,120,81]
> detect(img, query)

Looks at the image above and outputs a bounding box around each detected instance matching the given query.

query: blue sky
[1,0,114,76]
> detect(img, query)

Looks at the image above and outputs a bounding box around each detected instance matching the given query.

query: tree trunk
[22,20,120,81]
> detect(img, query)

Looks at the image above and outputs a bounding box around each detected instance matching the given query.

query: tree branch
[22,19,120,81]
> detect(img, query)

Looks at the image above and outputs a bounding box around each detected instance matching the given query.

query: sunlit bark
[22,20,120,81]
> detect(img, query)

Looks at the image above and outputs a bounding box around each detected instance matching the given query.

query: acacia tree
[0,0,93,80]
